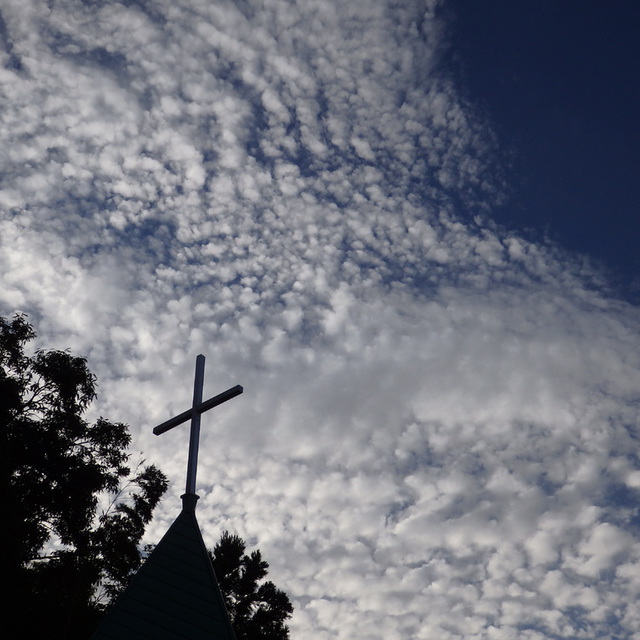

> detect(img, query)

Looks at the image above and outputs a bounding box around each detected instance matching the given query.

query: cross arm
[153,384,243,435]
[198,384,243,414]
[153,406,193,436]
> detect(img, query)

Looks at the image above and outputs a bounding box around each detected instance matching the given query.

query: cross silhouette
[153,354,243,496]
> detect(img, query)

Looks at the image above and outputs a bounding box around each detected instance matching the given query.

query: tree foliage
[0,314,168,639]
[210,532,294,640]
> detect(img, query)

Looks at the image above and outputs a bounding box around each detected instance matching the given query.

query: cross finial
[153,355,243,497]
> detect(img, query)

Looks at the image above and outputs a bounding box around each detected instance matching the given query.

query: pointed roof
[91,494,237,640]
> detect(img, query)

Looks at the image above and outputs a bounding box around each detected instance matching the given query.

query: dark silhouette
[152,353,243,495]
[0,314,168,639]
[210,532,294,640]
[1,314,293,639]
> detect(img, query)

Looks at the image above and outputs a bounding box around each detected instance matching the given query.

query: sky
[1,1,640,639]
[447,0,640,298]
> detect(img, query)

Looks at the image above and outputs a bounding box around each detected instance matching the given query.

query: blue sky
[448,0,640,296]
[1,2,640,639]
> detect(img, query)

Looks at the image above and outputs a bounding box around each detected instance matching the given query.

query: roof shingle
[91,494,237,640]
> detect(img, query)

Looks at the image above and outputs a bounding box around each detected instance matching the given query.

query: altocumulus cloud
[2,1,640,638]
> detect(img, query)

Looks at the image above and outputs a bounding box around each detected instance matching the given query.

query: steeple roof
[91,493,237,640]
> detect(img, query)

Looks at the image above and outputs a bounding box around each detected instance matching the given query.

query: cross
[153,354,243,496]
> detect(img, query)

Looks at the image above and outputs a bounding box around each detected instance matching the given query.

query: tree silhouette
[210,532,294,640]
[0,314,168,639]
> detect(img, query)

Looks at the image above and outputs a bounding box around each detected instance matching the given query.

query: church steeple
[91,356,243,639]
[91,491,237,639]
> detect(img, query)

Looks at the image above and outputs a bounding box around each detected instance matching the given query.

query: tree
[210,532,294,640]
[0,314,168,639]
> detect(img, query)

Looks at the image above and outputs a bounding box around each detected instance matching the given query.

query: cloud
[2,0,640,638]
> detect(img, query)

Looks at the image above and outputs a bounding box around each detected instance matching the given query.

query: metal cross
[153,354,243,496]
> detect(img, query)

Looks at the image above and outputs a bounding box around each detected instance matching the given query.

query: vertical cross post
[185,354,205,495]
[153,355,243,498]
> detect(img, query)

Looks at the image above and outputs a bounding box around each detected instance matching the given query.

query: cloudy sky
[2,1,640,638]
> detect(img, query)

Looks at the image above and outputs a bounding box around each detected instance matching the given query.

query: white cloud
[2,0,640,638]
